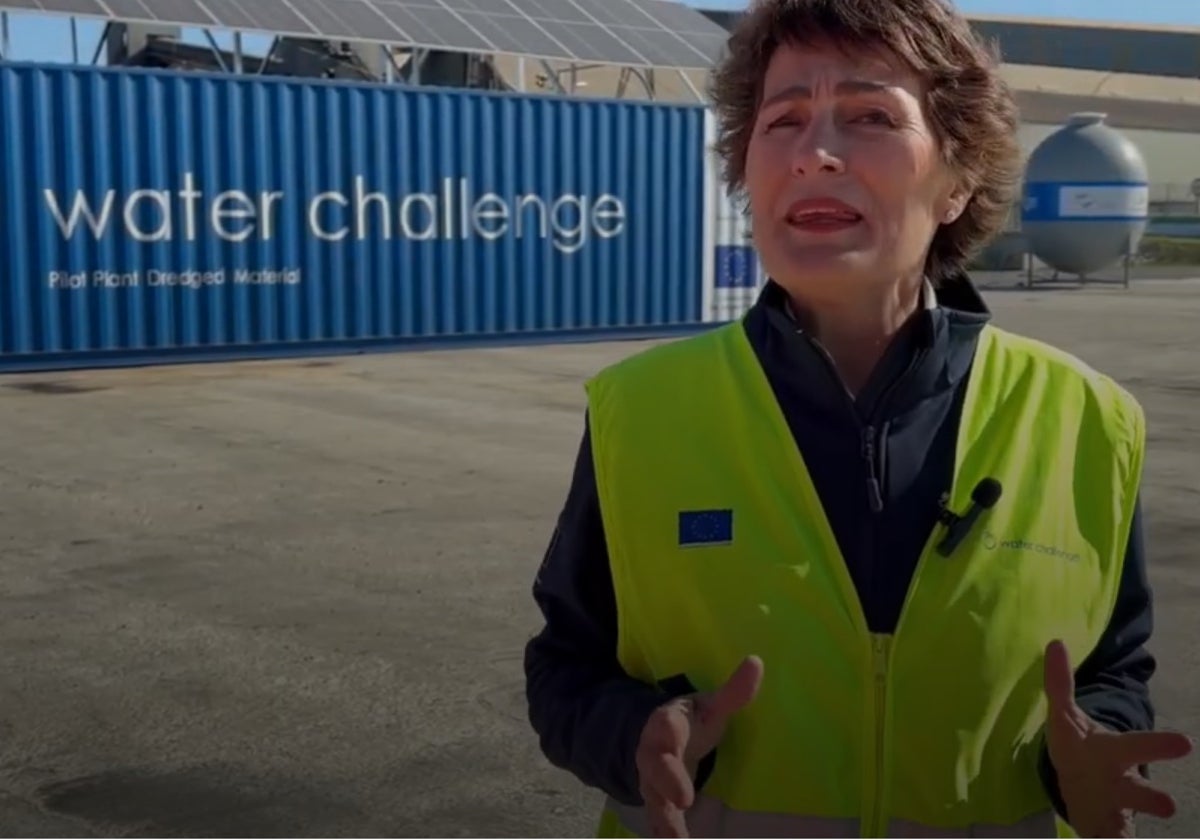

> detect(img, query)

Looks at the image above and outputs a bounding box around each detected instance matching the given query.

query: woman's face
[744,39,968,299]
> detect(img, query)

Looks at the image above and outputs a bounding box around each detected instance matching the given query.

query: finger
[699,655,764,725]
[643,784,690,839]
[640,750,696,810]
[1043,639,1076,715]
[1113,773,1178,820]
[1113,811,1137,839]
[1102,730,1195,768]
[642,705,692,756]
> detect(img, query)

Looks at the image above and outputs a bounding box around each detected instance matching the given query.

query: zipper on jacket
[860,426,884,513]
[865,633,892,838]
[798,332,890,515]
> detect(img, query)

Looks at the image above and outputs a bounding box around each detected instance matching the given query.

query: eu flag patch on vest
[678,509,733,546]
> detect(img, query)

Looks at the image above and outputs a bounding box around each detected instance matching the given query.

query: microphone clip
[935,479,1003,558]
[935,492,960,528]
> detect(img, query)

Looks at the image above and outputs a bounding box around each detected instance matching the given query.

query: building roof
[488,57,1200,133]
[1000,65,1200,131]
[698,8,1200,79]
[999,64,1200,105]
[970,15,1200,79]
[1015,89,1200,133]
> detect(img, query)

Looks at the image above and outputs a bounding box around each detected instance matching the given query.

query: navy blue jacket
[523,274,1157,818]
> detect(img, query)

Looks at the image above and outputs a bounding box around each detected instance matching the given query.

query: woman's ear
[940,185,972,225]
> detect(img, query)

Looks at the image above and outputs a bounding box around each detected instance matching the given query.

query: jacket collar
[744,272,992,423]
[781,276,939,321]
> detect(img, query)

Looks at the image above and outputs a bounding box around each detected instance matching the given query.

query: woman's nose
[789,119,846,176]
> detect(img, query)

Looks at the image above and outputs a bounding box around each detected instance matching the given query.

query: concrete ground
[0,275,1197,838]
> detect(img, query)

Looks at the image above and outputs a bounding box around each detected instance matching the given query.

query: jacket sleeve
[1038,494,1157,816]
[524,414,712,806]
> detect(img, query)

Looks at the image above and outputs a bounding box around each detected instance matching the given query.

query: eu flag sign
[678,509,734,546]
[714,245,758,289]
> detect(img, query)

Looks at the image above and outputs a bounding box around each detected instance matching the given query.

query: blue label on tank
[1022,181,1149,222]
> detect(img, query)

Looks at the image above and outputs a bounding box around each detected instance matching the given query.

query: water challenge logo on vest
[981,530,1082,563]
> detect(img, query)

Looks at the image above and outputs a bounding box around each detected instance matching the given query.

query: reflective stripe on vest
[585,321,1143,838]
[602,796,1058,838]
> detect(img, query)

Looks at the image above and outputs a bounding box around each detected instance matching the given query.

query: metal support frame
[616,67,629,97]
[381,43,395,83]
[256,36,280,75]
[1022,246,1135,290]
[676,68,703,103]
[88,22,109,65]
[1123,234,1133,288]
[382,45,406,83]
[201,29,230,74]
[70,16,80,64]
[409,48,427,84]
[232,30,244,73]
[615,66,657,100]
[538,58,566,94]
[1,11,9,60]
[90,21,110,65]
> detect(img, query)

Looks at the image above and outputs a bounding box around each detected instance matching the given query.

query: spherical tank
[1020,113,1149,276]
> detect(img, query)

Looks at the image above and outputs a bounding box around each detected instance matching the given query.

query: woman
[523,0,1193,837]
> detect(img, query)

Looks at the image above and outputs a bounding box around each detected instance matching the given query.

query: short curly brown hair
[708,0,1023,282]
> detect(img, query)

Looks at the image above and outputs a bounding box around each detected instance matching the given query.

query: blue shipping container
[0,63,708,370]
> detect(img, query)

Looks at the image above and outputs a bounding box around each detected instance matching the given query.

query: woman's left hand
[1043,639,1194,837]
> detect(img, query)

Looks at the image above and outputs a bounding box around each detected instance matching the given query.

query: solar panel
[436,0,510,13]
[231,0,318,35]
[98,0,148,19]
[503,0,583,22]
[285,0,366,39]
[571,0,649,29]
[535,19,646,65]
[38,0,108,14]
[132,0,206,23]
[677,30,727,63]
[0,0,727,69]
[609,24,706,68]
[453,11,573,60]
[374,1,496,53]
[627,0,728,63]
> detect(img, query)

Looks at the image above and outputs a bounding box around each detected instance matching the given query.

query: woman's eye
[767,115,802,130]
[853,110,895,126]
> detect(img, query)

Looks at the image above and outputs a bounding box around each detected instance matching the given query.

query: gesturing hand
[634,655,764,839]
[1043,639,1193,837]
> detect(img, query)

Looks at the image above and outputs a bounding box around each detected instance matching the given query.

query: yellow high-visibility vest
[583,320,1144,838]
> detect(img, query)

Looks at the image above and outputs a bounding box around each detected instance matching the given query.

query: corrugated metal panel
[0,63,708,370]
[701,109,764,324]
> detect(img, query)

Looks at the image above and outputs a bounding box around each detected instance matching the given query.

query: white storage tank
[1020,113,1149,276]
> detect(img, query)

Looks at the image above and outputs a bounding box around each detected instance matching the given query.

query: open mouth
[785,201,863,233]
[787,210,862,230]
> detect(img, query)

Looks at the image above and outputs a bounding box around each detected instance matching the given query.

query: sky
[1,0,1198,65]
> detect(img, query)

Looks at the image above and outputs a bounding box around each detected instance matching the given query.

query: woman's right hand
[634,656,765,838]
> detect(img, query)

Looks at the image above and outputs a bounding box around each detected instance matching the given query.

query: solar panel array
[1,0,729,68]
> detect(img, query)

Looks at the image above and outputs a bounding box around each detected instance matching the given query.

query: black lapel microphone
[936,478,1003,557]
